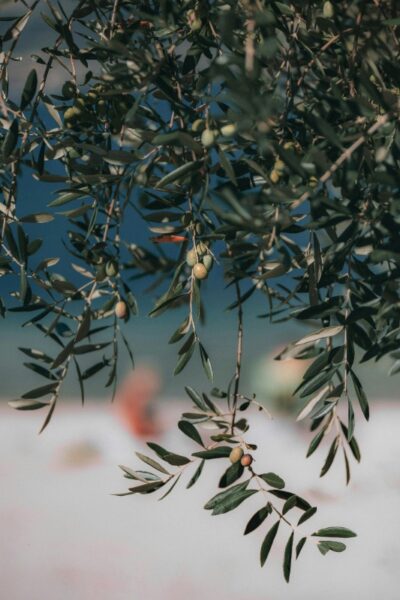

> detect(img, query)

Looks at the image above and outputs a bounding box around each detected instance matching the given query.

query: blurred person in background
[114,364,162,439]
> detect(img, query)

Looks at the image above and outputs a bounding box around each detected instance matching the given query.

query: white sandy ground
[0,400,399,600]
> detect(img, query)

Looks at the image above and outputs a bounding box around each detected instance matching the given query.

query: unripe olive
[240,453,253,467]
[195,221,204,235]
[203,254,213,272]
[220,123,237,137]
[86,91,97,104]
[115,300,127,319]
[105,260,119,277]
[191,119,205,133]
[270,169,280,184]
[187,10,202,31]
[274,159,285,173]
[193,262,208,280]
[229,447,244,464]
[309,176,318,188]
[323,1,334,18]
[64,106,80,122]
[283,141,294,150]
[201,128,216,148]
[196,241,208,256]
[191,18,202,31]
[186,249,197,267]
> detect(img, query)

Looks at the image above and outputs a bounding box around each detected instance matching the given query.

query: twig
[231,280,243,434]
[292,112,394,210]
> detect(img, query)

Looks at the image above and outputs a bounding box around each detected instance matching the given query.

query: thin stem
[292,112,394,210]
[231,280,243,433]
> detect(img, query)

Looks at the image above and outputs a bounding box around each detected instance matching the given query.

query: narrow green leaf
[178,420,204,446]
[199,343,213,381]
[212,489,257,515]
[219,461,244,488]
[260,521,280,567]
[185,386,208,411]
[295,537,307,559]
[147,442,190,466]
[135,452,170,475]
[283,532,294,582]
[260,473,285,489]
[192,446,232,459]
[298,506,317,525]
[186,459,205,489]
[9,399,49,410]
[244,504,271,535]
[204,481,249,510]
[312,527,356,538]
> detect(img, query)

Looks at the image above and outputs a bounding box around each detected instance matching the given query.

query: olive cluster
[191,118,237,149]
[229,446,253,468]
[186,243,213,280]
[63,82,133,134]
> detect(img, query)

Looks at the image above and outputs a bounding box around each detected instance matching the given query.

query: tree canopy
[1,0,400,581]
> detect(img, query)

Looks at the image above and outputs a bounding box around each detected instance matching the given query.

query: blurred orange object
[114,365,162,438]
[151,234,187,244]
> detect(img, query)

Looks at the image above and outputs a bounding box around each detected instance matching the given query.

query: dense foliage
[2,0,400,581]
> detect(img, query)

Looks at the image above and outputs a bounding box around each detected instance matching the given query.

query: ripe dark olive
[62,81,76,99]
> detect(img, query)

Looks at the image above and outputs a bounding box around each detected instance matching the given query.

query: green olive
[186,249,197,267]
[105,260,119,277]
[220,123,237,137]
[270,169,280,184]
[64,106,81,125]
[196,241,208,256]
[187,9,202,31]
[201,128,216,148]
[203,254,213,272]
[86,91,98,104]
[191,119,205,133]
[229,447,244,464]
[323,1,334,18]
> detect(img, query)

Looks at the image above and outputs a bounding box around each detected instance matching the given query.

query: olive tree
[1,0,400,581]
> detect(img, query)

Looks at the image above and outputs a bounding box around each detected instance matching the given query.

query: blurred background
[1,3,400,599]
